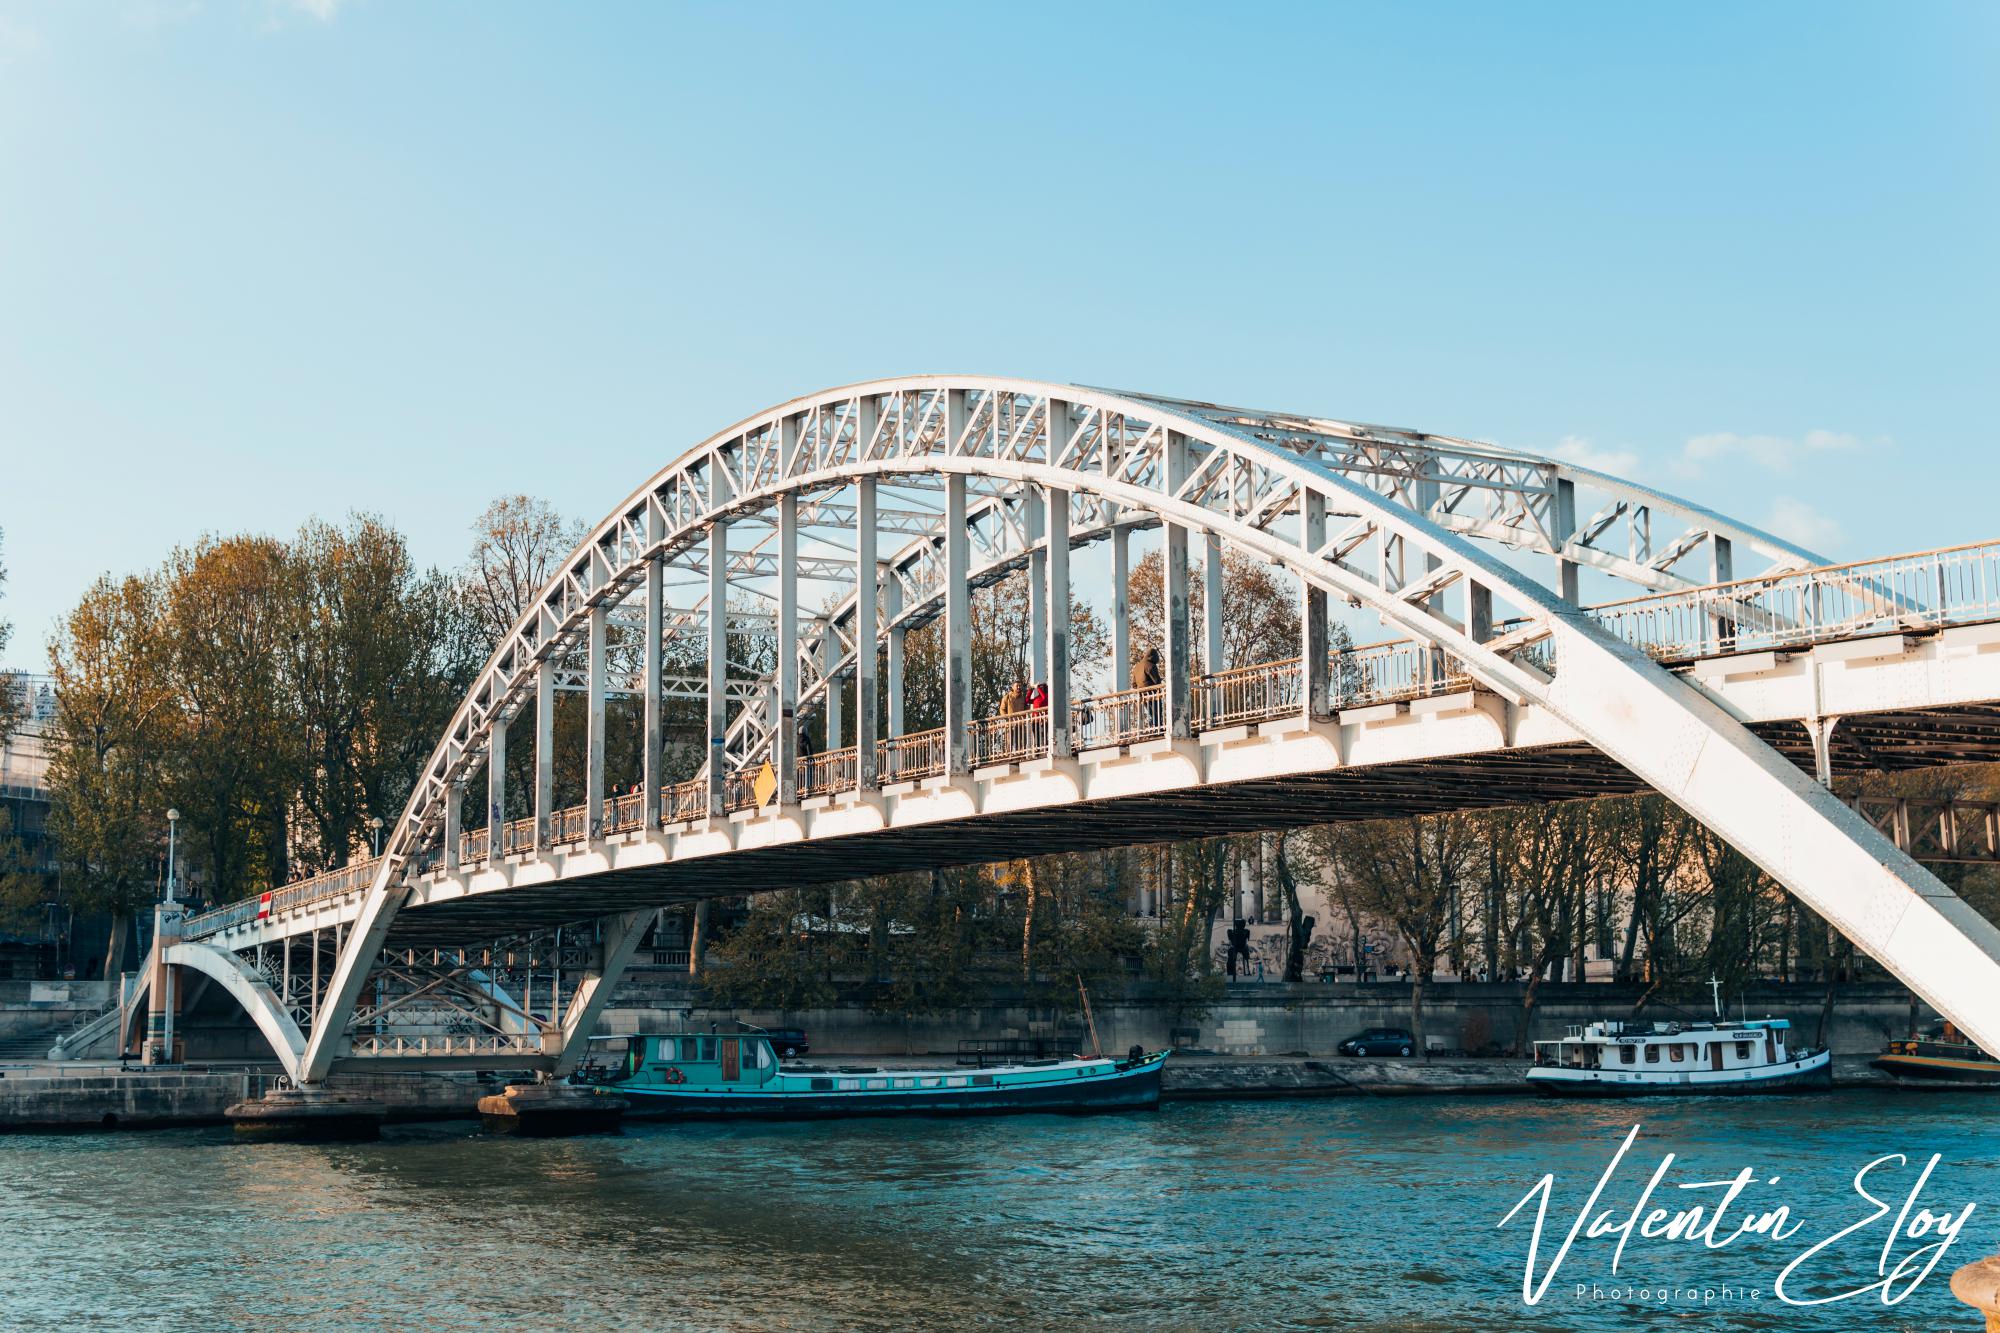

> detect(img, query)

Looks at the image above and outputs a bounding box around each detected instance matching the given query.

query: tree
[45,574,178,976]
[1126,546,1301,672]
[461,495,584,651]
[282,516,481,870]
[1271,829,1322,982]
[1332,813,1478,1058]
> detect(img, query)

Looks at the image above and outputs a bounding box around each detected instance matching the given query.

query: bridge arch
[164,941,309,1079]
[165,375,1981,1082]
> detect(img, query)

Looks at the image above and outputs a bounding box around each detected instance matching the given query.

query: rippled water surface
[3,1091,1996,1331]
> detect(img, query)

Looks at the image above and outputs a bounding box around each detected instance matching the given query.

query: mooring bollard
[1953,1255,2000,1330]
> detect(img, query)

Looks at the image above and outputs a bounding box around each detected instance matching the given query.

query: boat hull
[1528,1052,1833,1098]
[612,1058,1165,1120]
[1870,1054,2000,1086]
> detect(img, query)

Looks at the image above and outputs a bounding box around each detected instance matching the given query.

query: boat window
[657,1038,675,1062]
[700,1037,717,1062]
[810,1078,833,1092]
[895,1079,912,1090]
[1645,1045,1660,1063]
[946,1076,968,1087]
[839,1079,859,1091]
[1619,1046,1635,1065]
[1736,1041,1751,1059]
[867,1079,888,1090]
[973,1075,994,1087]
[919,1077,939,1088]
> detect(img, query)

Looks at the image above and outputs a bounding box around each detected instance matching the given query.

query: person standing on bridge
[999,680,1027,716]
[1134,647,1162,730]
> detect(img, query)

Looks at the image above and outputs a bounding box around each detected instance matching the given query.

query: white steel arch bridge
[121,376,2000,1086]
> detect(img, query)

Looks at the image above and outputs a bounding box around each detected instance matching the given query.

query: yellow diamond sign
[752,760,778,808]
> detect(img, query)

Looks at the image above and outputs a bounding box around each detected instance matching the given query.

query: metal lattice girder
[290,377,1993,1084]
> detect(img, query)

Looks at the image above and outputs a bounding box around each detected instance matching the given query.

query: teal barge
[573,1031,1169,1119]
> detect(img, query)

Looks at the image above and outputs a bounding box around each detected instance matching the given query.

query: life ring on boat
[662,1066,686,1085]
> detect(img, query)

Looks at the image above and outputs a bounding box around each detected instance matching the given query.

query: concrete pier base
[477,1083,626,1136]
[1952,1255,2000,1330]
[225,1086,387,1141]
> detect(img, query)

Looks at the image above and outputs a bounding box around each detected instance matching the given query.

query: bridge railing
[665,777,707,823]
[970,711,1049,767]
[880,727,947,783]
[607,790,645,834]
[1198,659,1301,729]
[180,855,382,938]
[800,745,859,799]
[1588,539,2000,663]
[1073,684,1165,749]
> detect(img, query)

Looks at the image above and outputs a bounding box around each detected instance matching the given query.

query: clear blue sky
[2,2,1995,669]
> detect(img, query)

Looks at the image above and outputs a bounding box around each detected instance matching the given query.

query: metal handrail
[799,746,859,798]
[969,710,1048,766]
[880,727,946,782]
[1074,684,1165,749]
[1586,541,2000,664]
[607,790,645,834]
[1198,658,1302,728]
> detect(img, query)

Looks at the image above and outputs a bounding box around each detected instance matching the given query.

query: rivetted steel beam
[534,659,554,849]
[1047,482,1072,758]
[776,491,799,807]
[1028,492,1047,686]
[1163,431,1193,739]
[1203,530,1225,672]
[1302,490,1329,720]
[707,517,729,817]
[586,579,607,840]
[945,465,971,776]
[486,714,506,857]
[885,572,905,740]
[855,473,880,788]
[1112,524,1130,691]
[642,509,664,829]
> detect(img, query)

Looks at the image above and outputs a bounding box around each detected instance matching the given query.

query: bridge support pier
[477,1082,626,1137]
[225,1085,386,1141]
[1953,1255,2000,1331]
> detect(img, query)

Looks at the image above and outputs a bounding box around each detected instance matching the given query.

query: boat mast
[1077,975,1102,1058]
[1708,974,1722,1019]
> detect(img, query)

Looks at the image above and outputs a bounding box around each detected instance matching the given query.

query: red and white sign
[257,892,273,920]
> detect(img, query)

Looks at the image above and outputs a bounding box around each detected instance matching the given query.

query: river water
[2,1090,1994,1331]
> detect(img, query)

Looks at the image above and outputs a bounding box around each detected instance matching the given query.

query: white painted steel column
[822,630,842,751]
[1046,482,1071,758]
[1111,524,1130,692]
[1203,531,1225,673]
[444,781,463,874]
[1027,493,1047,687]
[642,512,664,830]
[855,475,880,788]
[707,519,729,817]
[534,658,554,851]
[1162,431,1193,739]
[944,469,971,776]
[486,714,506,859]
[1553,477,1580,603]
[1301,491,1329,719]
[586,574,607,840]
[885,575,905,742]
[776,492,799,807]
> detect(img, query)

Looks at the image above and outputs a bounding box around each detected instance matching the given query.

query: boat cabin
[1533,1019,1792,1073]
[580,1032,782,1088]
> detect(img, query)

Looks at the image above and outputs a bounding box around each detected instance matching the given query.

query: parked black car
[765,1028,810,1058]
[1338,1027,1415,1057]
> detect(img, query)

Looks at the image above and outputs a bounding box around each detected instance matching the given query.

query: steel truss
[150,377,2000,1083]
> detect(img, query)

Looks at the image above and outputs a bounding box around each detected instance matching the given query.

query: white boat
[1527,1017,1832,1097]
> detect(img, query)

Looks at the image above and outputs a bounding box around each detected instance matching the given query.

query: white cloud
[286,0,342,19]
[1763,496,1842,552]
[1678,429,1871,476]
[1547,435,1641,478]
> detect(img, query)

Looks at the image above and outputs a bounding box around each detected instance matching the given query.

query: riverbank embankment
[0,1054,1905,1130]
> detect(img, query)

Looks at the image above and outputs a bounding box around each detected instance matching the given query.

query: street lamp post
[368,816,384,859]
[146,808,184,1066]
